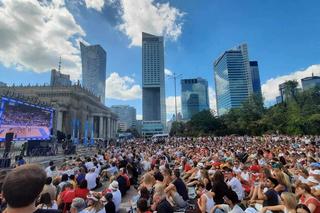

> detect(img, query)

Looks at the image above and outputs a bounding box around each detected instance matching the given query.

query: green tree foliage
[170,87,320,136]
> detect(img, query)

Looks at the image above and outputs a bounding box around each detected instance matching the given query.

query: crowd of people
[2,104,51,127]
[0,135,320,213]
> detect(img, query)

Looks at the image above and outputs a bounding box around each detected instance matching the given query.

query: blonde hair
[143,173,155,185]
[275,171,292,192]
[281,192,297,209]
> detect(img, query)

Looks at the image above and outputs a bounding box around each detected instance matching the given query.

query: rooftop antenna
[58,56,62,72]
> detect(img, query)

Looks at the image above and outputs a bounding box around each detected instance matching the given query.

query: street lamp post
[169,73,182,121]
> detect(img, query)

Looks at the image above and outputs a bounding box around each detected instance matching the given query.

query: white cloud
[84,0,105,11]
[116,0,185,46]
[262,64,320,102]
[106,72,142,100]
[166,95,181,116]
[136,114,142,120]
[208,86,217,113]
[165,68,173,76]
[0,0,85,80]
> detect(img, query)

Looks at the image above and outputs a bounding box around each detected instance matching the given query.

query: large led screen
[0,97,53,141]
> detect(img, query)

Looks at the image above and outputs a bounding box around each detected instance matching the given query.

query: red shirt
[60,189,76,203]
[184,163,192,172]
[74,188,89,199]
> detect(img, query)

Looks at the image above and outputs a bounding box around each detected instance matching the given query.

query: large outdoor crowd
[0,135,320,213]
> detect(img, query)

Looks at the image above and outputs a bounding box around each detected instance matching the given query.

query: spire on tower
[58,56,62,72]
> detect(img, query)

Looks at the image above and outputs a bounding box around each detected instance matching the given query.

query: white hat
[307,176,319,184]
[197,162,204,169]
[109,181,119,191]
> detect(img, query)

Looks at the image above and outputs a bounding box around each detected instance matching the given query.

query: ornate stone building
[0,84,117,140]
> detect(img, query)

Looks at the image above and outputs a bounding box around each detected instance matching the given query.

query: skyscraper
[181,78,209,120]
[111,105,137,132]
[80,42,106,104]
[50,69,72,87]
[214,44,253,116]
[142,32,166,136]
[249,61,262,94]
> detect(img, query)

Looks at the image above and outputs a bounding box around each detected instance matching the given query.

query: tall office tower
[301,74,320,91]
[214,44,253,116]
[141,32,166,136]
[80,42,106,104]
[50,69,72,87]
[110,105,137,132]
[181,78,209,120]
[249,61,262,94]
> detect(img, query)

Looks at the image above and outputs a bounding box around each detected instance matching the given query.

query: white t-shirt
[142,160,151,171]
[81,207,106,213]
[227,177,245,200]
[85,172,98,190]
[112,189,122,212]
[219,204,244,213]
[85,162,95,170]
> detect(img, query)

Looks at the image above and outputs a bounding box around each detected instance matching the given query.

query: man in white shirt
[109,181,122,212]
[225,168,245,201]
[85,168,98,190]
[85,158,94,171]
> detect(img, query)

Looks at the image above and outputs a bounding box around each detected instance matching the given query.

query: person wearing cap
[211,189,244,213]
[70,198,86,213]
[83,193,105,213]
[108,181,121,212]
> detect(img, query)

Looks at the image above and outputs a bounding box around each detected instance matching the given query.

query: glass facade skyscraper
[181,78,209,120]
[111,105,136,132]
[249,61,262,94]
[142,32,166,136]
[80,42,106,104]
[214,44,253,116]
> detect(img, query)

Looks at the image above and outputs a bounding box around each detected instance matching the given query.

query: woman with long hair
[295,183,320,213]
[36,193,58,210]
[211,170,228,204]
[261,192,297,213]
[196,181,215,213]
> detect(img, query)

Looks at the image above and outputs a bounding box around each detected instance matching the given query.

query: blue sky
[0,0,320,120]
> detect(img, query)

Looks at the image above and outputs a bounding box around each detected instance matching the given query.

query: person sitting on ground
[70,198,86,213]
[2,164,60,213]
[75,180,89,200]
[211,170,229,204]
[136,199,152,213]
[247,177,280,212]
[196,181,215,213]
[41,177,57,203]
[103,193,115,213]
[83,193,105,213]
[165,169,189,209]
[211,189,244,213]
[261,192,297,213]
[85,168,98,190]
[296,204,311,213]
[57,182,76,212]
[36,193,58,210]
[295,183,320,213]
[151,189,174,213]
